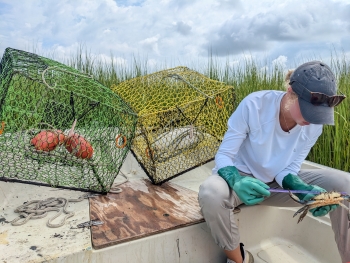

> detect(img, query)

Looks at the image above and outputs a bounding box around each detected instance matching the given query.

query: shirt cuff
[275,173,289,188]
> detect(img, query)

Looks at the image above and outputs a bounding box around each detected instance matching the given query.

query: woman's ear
[287,86,293,93]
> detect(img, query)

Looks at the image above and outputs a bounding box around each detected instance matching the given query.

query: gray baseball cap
[289,61,337,125]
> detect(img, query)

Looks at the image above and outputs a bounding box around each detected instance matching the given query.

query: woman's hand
[232,177,271,205]
[218,166,270,205]
[282,174,339,217]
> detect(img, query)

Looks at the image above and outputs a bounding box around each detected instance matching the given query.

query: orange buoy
[56,130,66,145]
[65,133,94,159]
[31,130,60,151]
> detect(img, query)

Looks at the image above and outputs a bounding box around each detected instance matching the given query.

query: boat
[0,153,343,263]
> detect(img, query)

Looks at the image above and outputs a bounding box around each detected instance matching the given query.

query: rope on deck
[11,194,88,228]
[10,171,130,227]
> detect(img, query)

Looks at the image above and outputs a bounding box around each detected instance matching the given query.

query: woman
[198,61,349,263]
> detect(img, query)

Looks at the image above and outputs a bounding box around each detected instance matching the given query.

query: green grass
[61,48,350,173]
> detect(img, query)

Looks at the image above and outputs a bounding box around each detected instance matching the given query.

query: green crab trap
[0,48,137,193]
[111,66,235,184]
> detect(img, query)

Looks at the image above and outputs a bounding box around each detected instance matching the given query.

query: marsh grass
[307,54,350,171]
[62,49,350,172]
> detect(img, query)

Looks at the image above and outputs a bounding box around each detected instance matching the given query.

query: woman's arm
[214,101,249,170]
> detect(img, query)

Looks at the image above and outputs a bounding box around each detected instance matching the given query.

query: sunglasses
[290,81,346,107]
[309,90,346,107]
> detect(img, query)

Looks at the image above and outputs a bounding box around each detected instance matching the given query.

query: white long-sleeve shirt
[213,90,323,187]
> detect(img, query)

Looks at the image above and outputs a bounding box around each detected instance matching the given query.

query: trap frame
[112,66,235,184]
[0,48,137,193]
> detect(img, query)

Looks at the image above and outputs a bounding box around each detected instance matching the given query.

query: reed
[61,49,350,172]
[307,53,350,171]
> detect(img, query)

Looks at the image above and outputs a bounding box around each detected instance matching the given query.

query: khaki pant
[198,169,350,262]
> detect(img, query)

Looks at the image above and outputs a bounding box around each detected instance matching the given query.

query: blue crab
[289,191,350,223]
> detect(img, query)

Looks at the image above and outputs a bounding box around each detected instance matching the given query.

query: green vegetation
[204,55,350,173]
[62,49,350,173]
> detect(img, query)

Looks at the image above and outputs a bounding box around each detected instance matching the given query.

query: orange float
[57,130,66,145]
[65,133,94,159]
[64,119,94,159]
[31,130,61,151]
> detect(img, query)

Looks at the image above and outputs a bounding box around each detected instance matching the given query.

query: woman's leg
[261,168,350,262]
[198,174,243,262]
[299,169,350,263]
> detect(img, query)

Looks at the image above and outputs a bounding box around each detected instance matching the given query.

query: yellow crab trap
[111,66,235,184]
[0,48,137,193]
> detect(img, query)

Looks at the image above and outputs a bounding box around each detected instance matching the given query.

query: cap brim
[298,97,334,125]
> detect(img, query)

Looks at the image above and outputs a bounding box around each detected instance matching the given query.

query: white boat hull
[0,154,343,262]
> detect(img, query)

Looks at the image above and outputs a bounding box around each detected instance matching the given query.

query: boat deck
[0,154,343,263]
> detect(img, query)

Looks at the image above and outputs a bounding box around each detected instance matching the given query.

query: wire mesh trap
[0,48,137,193]
[111,66,235,184]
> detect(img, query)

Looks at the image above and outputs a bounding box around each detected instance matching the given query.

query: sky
[0,0,350,71]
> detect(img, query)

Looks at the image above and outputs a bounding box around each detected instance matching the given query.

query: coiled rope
[11,194,88,228]
[11,172,129,227]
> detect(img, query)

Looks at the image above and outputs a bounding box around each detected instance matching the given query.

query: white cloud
[98,53,128,66]
[203,0,350,58]
[174,21,192,36]
[272,55,288,69]
[139,35,160,55]
[0,0,349,69]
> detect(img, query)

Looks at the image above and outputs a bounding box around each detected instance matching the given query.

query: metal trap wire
[112,66,235,184]
[0,48,137,193]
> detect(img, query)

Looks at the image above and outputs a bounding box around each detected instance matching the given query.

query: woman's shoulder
[233,90,283,126]
[241,90,284,108]
[303,124,323,137]
[245,90,284,100]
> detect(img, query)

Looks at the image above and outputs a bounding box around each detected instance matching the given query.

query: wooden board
[89,179,204,249]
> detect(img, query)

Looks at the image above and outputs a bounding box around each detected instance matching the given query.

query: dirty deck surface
[0,181,91,262]
[90,179,204,249]
[0,152,211,263]
[0,154,343,263]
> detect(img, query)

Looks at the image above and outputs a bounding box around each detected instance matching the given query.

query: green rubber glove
[218,166,271,205]
[282,174,338,217]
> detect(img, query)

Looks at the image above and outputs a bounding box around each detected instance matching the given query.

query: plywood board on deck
[89,179,204,249]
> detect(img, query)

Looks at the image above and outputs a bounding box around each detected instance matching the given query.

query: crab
[289,191,350,223]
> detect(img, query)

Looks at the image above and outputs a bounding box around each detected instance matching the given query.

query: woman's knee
[301,169,350,193]
[326,170,350,193]
[198,175,231,207]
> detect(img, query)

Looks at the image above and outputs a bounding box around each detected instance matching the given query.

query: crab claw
[289,191,308,205]
[293,206,308,218]
[293,207,309,223]
[343,195,350,202]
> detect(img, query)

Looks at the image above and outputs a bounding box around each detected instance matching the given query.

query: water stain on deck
[0,231,9,245]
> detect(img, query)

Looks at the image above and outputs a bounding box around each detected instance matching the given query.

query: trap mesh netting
[111,66,235,184]
[0,48,137,193]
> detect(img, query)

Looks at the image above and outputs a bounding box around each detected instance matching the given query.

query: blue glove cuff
[282,173,314,200]
[217,166,242,189]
